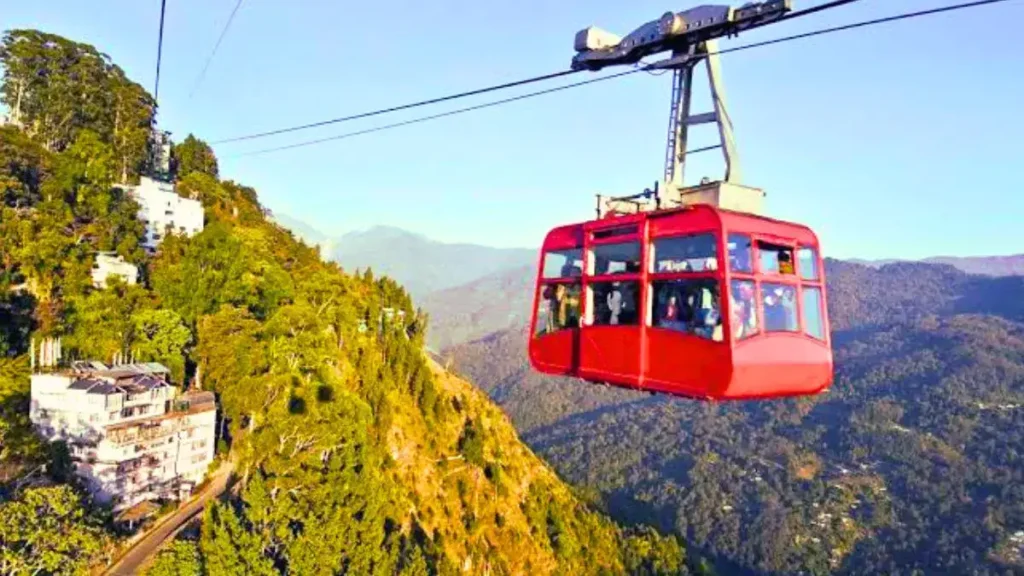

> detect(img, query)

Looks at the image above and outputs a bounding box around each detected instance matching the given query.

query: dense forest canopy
[0,29,692,575]
[444,258,1024,576]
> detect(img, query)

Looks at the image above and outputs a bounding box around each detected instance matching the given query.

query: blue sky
[2,0,1022,259]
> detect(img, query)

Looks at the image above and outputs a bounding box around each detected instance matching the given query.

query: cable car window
[592,225,638,240]
[535,282,581,336]
[590,281,640,326]
[728,233,753,273]
[652,233,718,273]
[802,286,825,340]
[729,279,759,340]
[652,278,723,341]
[762,282,798,332]
[541,249,584,279]
[757,242,795,275]
[797,246,819,281]
[591,242,641,275]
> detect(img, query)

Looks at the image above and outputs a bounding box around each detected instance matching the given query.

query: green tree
[0,125,52,208]
[144,540,203,576]
[0,29,153,159]
[63,282,153,364]
[199,501,276,576]
[0,485,107,575]
[131,308,192,384]
[173,134,219,180]
[0,356,46,482]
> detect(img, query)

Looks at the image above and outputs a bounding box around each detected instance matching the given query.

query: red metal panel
[578,326,642,386]
[528,328,578,377]
[530,224,585,377]
[719,209,820,247]
[726,334,832,398]
[642,328,731,397]
[542,224,586,251]
[648,205,721,238]
[577,216,646,385]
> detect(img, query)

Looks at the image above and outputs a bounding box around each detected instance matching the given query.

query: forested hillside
[0,29,691,575]
[849,254,1024,277]
[444,259,1024,575]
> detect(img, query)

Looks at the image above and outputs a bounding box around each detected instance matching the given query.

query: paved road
[104,462,234,575]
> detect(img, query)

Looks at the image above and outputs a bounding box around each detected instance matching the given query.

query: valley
[301,221,1024,575]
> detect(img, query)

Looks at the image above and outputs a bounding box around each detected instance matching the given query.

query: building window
[729,279,759,340]
[591,242,641,275]
[728,233,753,273]
[802,286,826,340]
[758,241,795,275]
[651,278,723,341]
[535,282,581,336]
[541,249,584,279]
[762,283,798,332]
[798,246,819,281]
[590,281,640,326]
[652,233,718,273]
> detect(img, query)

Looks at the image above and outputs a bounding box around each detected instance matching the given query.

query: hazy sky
[2,0,1022,259]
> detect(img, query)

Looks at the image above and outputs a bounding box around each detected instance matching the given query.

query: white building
[91,253,139,289]
[124,176,204,250]
[29,359,217,512]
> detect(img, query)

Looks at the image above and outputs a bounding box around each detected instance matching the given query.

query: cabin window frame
[730,232,832,342]
[796,243,827,341]
[533,279,583,337]
[540,248,584,280]
[800,284,826,340]
[727,232,755,274]
[645,228,726,343]
[581,225,644,329]
[649,231,720,274]
[534,244,586,338]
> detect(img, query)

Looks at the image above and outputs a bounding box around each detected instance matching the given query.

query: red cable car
[528,201,833,400]
[528,2,833,400]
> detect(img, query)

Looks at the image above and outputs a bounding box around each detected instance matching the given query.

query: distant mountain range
[848,254,1024,276]
[271,215,534,300]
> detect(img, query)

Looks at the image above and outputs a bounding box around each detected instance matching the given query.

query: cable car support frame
[571,1,793,219]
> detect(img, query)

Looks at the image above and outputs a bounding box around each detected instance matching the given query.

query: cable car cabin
[528,204,833,401]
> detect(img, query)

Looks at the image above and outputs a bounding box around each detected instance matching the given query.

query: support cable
[236,0,1013,157]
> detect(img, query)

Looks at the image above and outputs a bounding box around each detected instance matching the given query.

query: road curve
[104,461,234,575]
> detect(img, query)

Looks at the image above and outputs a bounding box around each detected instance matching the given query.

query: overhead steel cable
[154,0,168,104]
[213,0,859,145]
[234,69,640,156]
[236,0,1014,157]
[716,0,1014,56]
[776,0,863,23]
[189,0,246,99]
[211,69,583,144]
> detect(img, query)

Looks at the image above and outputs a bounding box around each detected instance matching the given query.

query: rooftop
[55,362,174,396]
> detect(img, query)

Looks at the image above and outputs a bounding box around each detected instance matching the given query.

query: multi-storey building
[29,358,217,512]
[124,176,204,251]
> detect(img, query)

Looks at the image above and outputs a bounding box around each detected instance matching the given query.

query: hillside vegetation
[0,29,690,575]
[443,257,1024,574]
